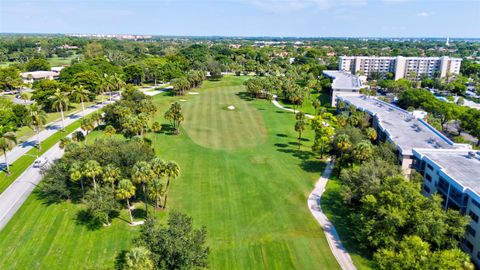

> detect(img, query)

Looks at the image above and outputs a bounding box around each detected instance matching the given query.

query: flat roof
[414,149,480,195]
[338,95,466,156]
[323,70,363,90]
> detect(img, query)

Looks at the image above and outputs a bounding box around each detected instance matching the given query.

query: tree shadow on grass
[160,124,176,135]
[276,133,288,137]
[132,208,148,220]
[301,160,324,173]
[115,250,128,270]
[75,209,103,231]
[274,143,289,148]
[235,92,254,101]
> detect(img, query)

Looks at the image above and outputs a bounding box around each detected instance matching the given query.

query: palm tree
[147,178,164,216]
[335,134,352,176]
[49,88,69,130]
[132,161,154,215]
[163,161,179,208]
[81,117,94,143]
[353,140,374,163]
[103,164,121,189]
[124,247,154,270]
[71,85,90,116]
[59,137,72,149]
[70,162,85,197]
[0,130,17,174]
[27,103,47,151]
[116,179,136,224]
[366,127,378,142]
[71,131,85,144]
[83,160,102,193]
[111,73,126,98]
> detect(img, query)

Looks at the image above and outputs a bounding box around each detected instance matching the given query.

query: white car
[33,157,49,168]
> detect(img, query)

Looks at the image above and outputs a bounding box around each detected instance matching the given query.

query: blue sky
[0,0,479,37]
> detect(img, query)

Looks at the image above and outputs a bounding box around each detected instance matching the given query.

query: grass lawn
[0,76,341,269]
[277,90,333,116]
[321,174,374,270]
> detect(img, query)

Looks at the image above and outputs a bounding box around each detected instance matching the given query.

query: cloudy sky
[0,0,479,37]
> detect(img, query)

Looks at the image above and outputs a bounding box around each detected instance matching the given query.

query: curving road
[308,158,356,270]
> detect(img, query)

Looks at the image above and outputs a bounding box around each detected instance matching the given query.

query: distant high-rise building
[339,56,462,80]
[446,37,450,46]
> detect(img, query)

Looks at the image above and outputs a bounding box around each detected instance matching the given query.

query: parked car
[33,157,49,168]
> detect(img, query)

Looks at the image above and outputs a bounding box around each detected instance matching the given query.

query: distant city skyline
[0,0,479,38]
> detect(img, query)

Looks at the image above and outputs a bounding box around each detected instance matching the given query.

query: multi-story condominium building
[339,56,462,80]
[336,94,470,174]
[413,149,480,266]
[336,94,479,265]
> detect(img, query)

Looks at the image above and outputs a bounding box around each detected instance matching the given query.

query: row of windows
[469,210,479,223]
[467,225,476,237]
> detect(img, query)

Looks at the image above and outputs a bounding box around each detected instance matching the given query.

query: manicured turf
[0,76,341,269]
[181,80,267,150]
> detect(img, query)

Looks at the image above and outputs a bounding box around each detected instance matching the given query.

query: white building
[413,149,480,266]
[323,70,363,106]
[339,56,462,80]
[336,94,479,265]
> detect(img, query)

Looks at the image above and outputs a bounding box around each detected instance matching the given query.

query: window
[427,164,434,171]
[469,210,479,223]
[472,199,480,210]
[467,225,476,237]
[465,240,474,253]
[425,174,432,182]
[423,185,431,194]
[477,252,480,260]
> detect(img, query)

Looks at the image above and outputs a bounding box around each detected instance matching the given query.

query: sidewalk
[307,158,357,270]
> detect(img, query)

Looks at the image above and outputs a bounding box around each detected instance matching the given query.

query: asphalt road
[0,129,82,231]
[0,102,111,172]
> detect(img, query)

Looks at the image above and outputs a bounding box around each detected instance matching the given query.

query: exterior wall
[416,157,480,267]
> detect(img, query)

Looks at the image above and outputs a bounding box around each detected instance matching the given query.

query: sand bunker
[188,92,199,95]
[227,105,235,110]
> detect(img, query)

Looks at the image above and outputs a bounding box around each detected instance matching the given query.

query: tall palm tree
[103,164,121,189]
[49,88,69,130]
[163,161,180,208]
[132,161,154,215]
[112,73,126,98]
[353,140,374,164]
[71,85,91,116]
[27,103,47,151]
[124,247,154,270]
[0,130,17,175]
[335,134,352,176]
[70,162,85,197]
[80,117,94,143]
[83,160,102,193]
[366,127,378,142]
[116,179,136,224]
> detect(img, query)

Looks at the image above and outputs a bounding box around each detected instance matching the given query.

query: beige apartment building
[339,56,462,80]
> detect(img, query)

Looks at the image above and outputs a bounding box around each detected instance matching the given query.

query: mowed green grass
[182,82,267,150]
[0,76,340,270]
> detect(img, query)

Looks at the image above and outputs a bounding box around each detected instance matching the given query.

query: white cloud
[241,0,366,13]
[417,11,431,17]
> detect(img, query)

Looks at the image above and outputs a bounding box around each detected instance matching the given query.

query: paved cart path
[308,158,356,270]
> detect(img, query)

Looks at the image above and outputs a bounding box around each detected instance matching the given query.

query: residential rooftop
[414,149,480,196]
[338,95,469,156]
[323,70,363,90]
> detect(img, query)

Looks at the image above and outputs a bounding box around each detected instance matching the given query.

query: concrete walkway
[271,94,314,119]
[308,158,356,270]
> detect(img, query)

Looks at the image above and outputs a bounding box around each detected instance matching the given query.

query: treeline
[331,105,473,269]
[398,88,480,146]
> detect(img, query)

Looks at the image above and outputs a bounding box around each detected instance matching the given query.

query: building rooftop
[414,149,480,196]
[338,95,469,156]
[20,71,59,79]
[323,70,363,90]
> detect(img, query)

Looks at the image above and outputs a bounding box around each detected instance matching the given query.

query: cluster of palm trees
[171,70,206,95]
[68,157,180,224]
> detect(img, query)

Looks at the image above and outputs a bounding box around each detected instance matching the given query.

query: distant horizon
[0,32,479,41]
